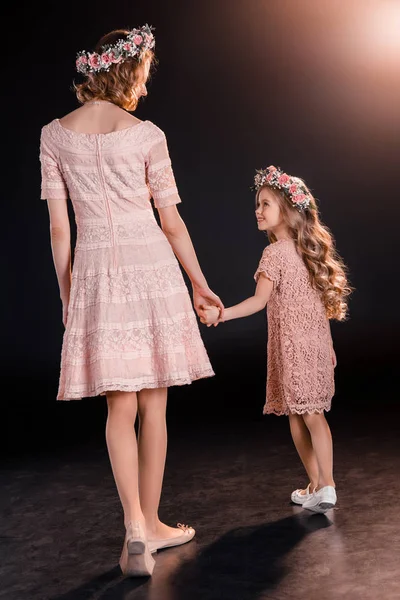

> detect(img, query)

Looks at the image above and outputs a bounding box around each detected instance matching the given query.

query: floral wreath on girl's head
[252,165,314,211]
[76,24,155,75]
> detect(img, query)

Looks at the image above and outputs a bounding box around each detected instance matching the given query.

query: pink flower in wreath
[278,173,290,185]
[89,53,101,70]
[76,56,88,71]
[267,165,277,172]
[101,52,112,66]
[123,42,133,51]
[289,184,298,194]
[267,172,275,182]
[109,51,123,64]
[133,34,143,45]
[293,193,306,204]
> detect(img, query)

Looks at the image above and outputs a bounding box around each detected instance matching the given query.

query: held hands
[199,305,221,327]
[193,285,224,320]
[192,284,224,327]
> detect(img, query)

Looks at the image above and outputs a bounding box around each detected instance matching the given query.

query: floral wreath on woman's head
[76,24,155,75]
[253,165,314,211]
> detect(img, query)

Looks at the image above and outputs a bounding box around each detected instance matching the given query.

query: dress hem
[263,405,332,416]
[57,370,215,401]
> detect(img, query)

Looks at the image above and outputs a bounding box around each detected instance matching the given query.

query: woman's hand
[199,306,221,327]
[192,286,224,321]
[62,301,69,328]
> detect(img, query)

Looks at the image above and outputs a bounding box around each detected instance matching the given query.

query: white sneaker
[291,483,313,505]
[303,485,337,513]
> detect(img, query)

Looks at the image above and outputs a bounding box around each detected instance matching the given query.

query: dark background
[2,0,399,456]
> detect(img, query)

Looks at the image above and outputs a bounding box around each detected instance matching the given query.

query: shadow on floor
[170,511,333,600]
[49,566,144,600]
[50,512,332,600]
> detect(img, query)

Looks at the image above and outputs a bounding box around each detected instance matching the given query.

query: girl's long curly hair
[257,180,352,321]
[74,29,155,111]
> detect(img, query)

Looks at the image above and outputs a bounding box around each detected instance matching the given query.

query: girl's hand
[200,306,221,327]
[193,286,225,321]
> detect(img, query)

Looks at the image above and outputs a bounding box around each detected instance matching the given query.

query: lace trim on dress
[63,311,202,364]
[263,405,331,416]
[40,150,68,200]
[49,119,156,152]
[147,157,171,174]
[70,263,186,307]
[75,218,166,247]
[69,310,197,335]
[57,367,215,401]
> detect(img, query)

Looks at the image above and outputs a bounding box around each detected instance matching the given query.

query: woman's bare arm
[46,198,71,325]
[158,204,224,317]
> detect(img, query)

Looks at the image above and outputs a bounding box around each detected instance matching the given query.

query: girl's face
[255,187,284,232]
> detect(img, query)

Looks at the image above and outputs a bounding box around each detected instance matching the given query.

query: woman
[39,25,223,577]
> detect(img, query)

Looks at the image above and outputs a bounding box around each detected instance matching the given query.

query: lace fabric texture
[254,239,335,415]
[40,120,214,400]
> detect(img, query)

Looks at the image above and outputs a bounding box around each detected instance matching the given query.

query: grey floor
[1,408,399,600]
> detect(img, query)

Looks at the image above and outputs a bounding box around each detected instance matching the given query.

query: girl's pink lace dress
[40,119,214,400]
[254,239,335,415]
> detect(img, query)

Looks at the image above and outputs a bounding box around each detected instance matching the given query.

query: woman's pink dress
[254,239,335,415]
[40,119,214,400]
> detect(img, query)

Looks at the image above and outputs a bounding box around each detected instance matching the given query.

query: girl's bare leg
[302,412,335,490]
[288,413,319,492]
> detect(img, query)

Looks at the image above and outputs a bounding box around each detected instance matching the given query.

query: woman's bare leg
[137,387,184,540]
[105,391,144,527]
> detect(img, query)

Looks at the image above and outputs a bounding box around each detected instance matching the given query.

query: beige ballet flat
[148,523,196,553]
[119,521,155,577]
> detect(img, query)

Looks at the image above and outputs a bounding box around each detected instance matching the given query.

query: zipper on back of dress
[95,137,117,269]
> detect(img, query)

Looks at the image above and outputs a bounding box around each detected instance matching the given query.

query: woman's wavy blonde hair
[74,29,155,111]
[257,180,352,321]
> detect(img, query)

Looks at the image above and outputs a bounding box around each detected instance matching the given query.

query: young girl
[201,165,351,513]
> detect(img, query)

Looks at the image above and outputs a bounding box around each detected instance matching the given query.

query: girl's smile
[255,187,284,233]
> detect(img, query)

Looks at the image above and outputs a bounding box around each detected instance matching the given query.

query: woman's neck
[84,99,115,107]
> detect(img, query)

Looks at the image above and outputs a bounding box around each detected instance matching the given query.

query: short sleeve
[254,246,282,285]
[39,129,68,200]
[146,131,181,209]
